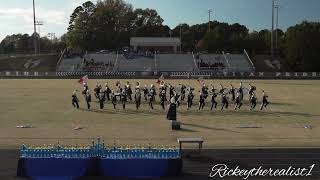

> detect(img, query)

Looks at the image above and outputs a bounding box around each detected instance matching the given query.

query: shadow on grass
[79,107,316,119]
[181,123,241,134]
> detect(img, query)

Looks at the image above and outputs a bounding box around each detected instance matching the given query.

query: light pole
[208,9,213,32]
[180,24,182,53]
[36,20,44,54]
[33,0,37,54]
[271,0,275,58]
[48,33,55,53]
[275,4,280,50]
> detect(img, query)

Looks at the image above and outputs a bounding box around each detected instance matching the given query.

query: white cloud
[0,8,65,26]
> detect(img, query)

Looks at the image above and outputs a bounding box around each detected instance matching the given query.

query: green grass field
[0,79,320,149]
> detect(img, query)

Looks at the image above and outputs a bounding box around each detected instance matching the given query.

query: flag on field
[78,75,89,84]
[197,77,205,86]
[156,74,165,84]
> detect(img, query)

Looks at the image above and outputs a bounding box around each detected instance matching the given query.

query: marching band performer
[221,92,229,110]
[211,90,218,110]
[199,92,206,110]
[187,88,194,110]
[135,88,141,110]
[72,90,80,109]
[230,84,235,101]
[85,90,92,110]
[250,91,257,110]
[260,90,269,110]
[234,92,243,110]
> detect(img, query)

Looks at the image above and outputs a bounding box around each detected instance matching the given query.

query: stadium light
[271,0,275,58]
[208,9,213,32]
[33,0,37,55]
[36,20,44,54]
[48,33,56,53]
[275,3,280,50]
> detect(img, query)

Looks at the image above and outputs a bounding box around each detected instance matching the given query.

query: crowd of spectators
[123,49,155,60]
[82,58,115,71]
[198,59,225,70]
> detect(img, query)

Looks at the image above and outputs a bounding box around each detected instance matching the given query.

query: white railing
[222,51,231,72]
[56,49,66,71]
[192,52,199,71]
[244,49,255,72]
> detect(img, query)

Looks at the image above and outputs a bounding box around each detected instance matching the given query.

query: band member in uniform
[120,90,127,109]
[250,92,257,110]
[174,91,181,108]
[111,91,117,109]
[210,90,218,110]
[248,84,256,100]
[221,93,229,110]
[134,88,141,110]
[230,84,235,101]
[202,84,209,99]
[169,84,175,100]
[238,82,244,101]
[82,82,89,96]
[219,84,225,95]
[260,90,269,110]
[105,83,112,101]
[199,92,205,110]
[72,90,80,109]
[180,84,186,101]
[94,83,102,100]
[125,82,133,101]
[167,95,177,121]
[187,88,194,110]
[160,90,166,110]
[234,92,243,110]
[143,85,149,102]
[85,90,92,110]
[98,89,106,110]
[150,84,157,102]
[148,88,155,109]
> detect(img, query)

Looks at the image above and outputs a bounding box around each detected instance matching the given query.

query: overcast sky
[0,0,319,41]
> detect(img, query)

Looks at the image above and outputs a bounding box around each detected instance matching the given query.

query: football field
[0,79,320,149]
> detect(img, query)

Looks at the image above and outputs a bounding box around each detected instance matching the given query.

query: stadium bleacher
[117,54,155,71]
[225,53,255,72]
[156,54,196,71]
[57,51,255,73]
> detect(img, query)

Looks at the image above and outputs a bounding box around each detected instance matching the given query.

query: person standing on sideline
[148,88,155,109]
[72,90,80,109]
[98,89,106,110]
[260,90,269,110]
[167,96,177,121]
[85,90,92,110]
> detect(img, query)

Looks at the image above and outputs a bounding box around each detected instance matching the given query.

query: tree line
[0,0,319,71]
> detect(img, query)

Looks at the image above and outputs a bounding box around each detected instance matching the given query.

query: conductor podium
[171,121,181,130]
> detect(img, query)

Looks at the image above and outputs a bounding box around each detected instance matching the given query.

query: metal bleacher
[156,54,196,72]
[224,53,254,72]
[117,54,155,71]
